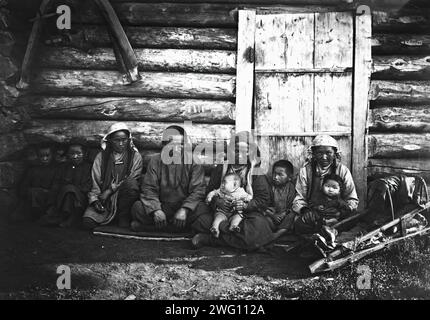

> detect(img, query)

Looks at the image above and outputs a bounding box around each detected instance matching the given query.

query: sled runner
[309,202,430,274]
[308,175,430,274]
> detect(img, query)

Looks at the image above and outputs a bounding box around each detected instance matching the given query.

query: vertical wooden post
[235,10,256,133]
[353,7,372,211]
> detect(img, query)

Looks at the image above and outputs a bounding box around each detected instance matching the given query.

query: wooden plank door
[236,9,372,207]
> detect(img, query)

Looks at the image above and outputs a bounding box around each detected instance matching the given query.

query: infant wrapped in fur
[206,173,253,237]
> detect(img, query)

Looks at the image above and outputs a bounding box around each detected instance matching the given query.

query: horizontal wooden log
[20,95,235,124]
[0,132,27,161]
[0,161,25,189]
[368,133,430,158]
[108,0,430,8]
[38,47,236,73]
[373,55,430,80]
[42,49,430,80]
[368,158,430,172]
[72,2,365,27]
[109,0,347,4]
[370,80,430,105]
[372,9,430,33]
[77,2,240,27]
[41,51,430,82]
[23,120,234,150]
[10,0,430,11]
[372,34,430,55]
[368,159,430,185]
[369,106,430,133]
[46,26,429,56]
[69,2,429,32]
[65,25,237,50]
[30,69,236,100]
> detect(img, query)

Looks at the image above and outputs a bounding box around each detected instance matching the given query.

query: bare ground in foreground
[1,216,429,300]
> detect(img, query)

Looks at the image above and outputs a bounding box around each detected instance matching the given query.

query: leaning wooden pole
[17,0,53,90]
[93,0,141,83]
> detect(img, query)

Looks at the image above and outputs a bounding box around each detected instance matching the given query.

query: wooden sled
[309,202,430,274]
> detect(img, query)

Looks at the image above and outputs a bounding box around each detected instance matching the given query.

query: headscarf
[223,131,262,196]
[159,125,194,188]
[100,122,138,191]
[101,122,138,152]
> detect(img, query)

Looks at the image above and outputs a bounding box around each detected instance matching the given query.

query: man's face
[313,146,336,168]
[67,145,84,166]
[322,179,341,197]
[37,148,52,166]
[110,131,129,153]
[272,167,289,186]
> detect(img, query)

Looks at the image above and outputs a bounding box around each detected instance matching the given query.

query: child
[206,172,252,237]
[17,143,58,220]
[40,141,92,227]
[265,160,296,234]
[309,173,351,227]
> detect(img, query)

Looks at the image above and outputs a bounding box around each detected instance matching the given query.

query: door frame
[235,8,372,210]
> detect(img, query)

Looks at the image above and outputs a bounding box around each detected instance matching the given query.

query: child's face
[37,148,52,166]
[272,167,289,186]
[322,179,341,197]
[67,145,84,166]
[222,176,239,193]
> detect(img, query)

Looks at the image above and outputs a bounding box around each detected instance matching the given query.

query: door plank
[314,73,352,132]
[255,13,314,70]
[315,12,353,69]
[353,11,372,210]
[255,73,314,134]
[236,10,256,133]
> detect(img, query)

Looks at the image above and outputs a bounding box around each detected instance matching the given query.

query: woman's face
[109,131,129,153]
[234,141,249,165]
[313,146,336,168]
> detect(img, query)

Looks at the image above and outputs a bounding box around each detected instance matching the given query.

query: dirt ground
[1,215,429,300]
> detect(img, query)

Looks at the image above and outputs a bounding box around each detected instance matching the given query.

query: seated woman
[292,135,358,235]
[82,123,143,230]
[191,131,275,251]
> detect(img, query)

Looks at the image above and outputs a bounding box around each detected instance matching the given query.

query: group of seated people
[13,122,360,251]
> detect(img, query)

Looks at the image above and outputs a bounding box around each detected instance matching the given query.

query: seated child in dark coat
[17,144,58,220]
[264,160,296,235]
[206,172,253,237]
[40,141,92,227]
[308,173,351,228]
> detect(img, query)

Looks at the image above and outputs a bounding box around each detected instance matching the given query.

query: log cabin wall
[1,0,430,193]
